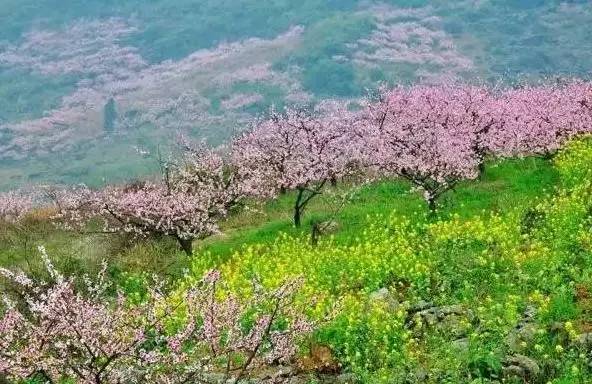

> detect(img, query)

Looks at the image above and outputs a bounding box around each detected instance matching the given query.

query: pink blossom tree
[233,103,357,227]
[485,81,592,159]
[0,246,150,383]
[0,248,313,383]
[50,147,259,255]
[144,272,313,383]
[362,85,484,212]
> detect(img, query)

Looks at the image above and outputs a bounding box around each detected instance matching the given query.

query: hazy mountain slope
[0,0,591,190]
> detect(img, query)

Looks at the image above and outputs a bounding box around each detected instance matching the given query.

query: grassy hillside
[0,156,557,277]
[187,141,592,383]
[6,138,592,382]
[6,140,592,383]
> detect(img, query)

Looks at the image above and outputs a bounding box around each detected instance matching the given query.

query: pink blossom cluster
[0,18,145,77]
[484,81,592,157]
[0,23,307,161]
[220,93,264,110]
[5,81,592,226]
[231,81,592,213]
[360,81,592,209]
[360,85,491,210]
[0,248,312,383]
[234,103,359,193]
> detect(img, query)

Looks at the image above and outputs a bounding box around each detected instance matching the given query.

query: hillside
[1,0,592,189]
[2,2,592,383]
[4,140,592,382]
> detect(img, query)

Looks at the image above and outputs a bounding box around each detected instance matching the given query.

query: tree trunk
[310,221,320,246]
[477,161,486,179]
[294,206,302,228]
[293,188,304,227]
[330,176,338,188]
[177,237,193,256]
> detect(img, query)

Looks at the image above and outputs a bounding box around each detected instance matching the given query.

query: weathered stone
[506,305,538,352]
[575,333,592,349]
[369,287,399,310]
[334,373,357,384]
[406,303,472,339]
[201,373,228,384]
[409,300,435,314]
[438,304,465,317]
[422,311,439,326]
[503,365,527,378]
[317,220,340,234]
[259,365,295,380]
[369,287,390,301]
[506,323,537,352]
[503,354,540,381]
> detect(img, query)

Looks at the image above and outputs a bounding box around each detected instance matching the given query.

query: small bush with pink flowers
[0,246,314,384]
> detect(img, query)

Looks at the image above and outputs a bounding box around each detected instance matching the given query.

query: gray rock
[506,323,537,352]
[438,304,465,317]
[369,288,399,310]
[335,373,357,384]
[503,354,540,381]
[409,300,435,314]
[406,303,472,338]
[575,333,592,349]
[369,288,390,301]
[506,305,539,352]
[503,364,527,378]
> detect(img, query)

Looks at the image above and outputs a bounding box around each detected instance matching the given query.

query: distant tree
[103,97,117,134]
[0,191,33,224]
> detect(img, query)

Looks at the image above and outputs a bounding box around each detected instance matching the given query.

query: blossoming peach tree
[49,146,263,255]
[0,247,313,383]
[233,103,359,227]
[361,85,485,212]
[0,191,34,225]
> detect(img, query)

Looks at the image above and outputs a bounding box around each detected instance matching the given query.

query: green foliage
[302,59,357,97]
[280,13,374,96]
[555,135,592,189]
[0,69,77,123]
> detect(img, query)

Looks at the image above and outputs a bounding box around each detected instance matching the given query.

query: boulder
[502,354,540,381]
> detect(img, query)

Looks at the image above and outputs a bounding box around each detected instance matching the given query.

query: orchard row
[2,81,592,254]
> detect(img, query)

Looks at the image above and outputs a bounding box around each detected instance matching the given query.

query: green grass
[0,155,558,280]
[179,143,592,383]
[198,156,557,260]
[7,151,592,383]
